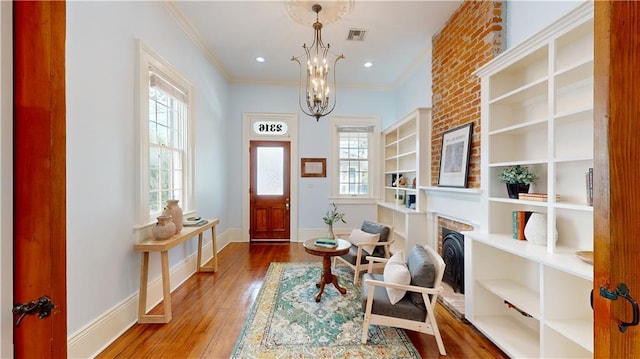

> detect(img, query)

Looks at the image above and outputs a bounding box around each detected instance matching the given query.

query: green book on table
[315,238,337,246]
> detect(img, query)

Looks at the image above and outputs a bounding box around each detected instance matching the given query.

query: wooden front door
[249,141,290,241]
[13,1,67,357]
[594,1,640,356]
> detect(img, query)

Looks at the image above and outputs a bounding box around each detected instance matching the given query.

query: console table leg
[197,233,203,272]
[160,250,172,323]
[138,252,149,323]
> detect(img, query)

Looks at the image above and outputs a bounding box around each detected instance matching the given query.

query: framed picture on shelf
[301,158,326,177]
[437,122,473,188]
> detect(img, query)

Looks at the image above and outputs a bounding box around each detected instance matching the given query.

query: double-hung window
[329,116,379,201]
[138,42,194,224]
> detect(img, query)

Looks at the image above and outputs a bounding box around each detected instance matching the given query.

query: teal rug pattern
[231,261,420,358]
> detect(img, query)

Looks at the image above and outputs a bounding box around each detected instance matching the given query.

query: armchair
[332,220,393,285]
[361,244,446,356]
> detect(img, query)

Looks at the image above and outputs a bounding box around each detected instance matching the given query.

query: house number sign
[253,121,288,136]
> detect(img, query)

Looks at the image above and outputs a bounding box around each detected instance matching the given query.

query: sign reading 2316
[253,121,288,136]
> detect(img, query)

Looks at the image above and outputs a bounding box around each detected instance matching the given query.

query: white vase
[524,212,558,246]
[163,199,183,234]
[152,215,176,240]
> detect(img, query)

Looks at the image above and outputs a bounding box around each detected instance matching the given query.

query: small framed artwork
[301,158,326,177]
[437,123,474,188]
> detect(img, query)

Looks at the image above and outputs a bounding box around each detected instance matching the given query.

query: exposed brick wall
[431,1,505,188]
[437,217,474,255]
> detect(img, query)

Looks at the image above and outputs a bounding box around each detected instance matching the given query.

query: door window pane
[257,147,283,195]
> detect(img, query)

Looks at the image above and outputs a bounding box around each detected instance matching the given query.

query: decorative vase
[524,212,558,246]
[506,183,530,199]
[152,215,176,240]
[326,223,335,239]
[163,199,183,234]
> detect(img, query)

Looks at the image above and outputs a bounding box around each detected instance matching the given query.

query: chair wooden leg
[361,284,375,344]
[361,316,370,344]
[427,306,446,355]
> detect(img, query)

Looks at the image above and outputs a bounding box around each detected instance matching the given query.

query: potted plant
[498,165,538,199]
[322,202,346,239]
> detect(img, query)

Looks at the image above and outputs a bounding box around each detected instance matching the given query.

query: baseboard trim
[68,231,231,358]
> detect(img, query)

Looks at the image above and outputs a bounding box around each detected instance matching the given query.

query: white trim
[241,112,299,242]
[161,2,229,81]
[136,40,196,232]
[67,232,232,358]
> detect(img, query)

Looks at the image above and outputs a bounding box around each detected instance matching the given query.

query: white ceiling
[170,0,463,90]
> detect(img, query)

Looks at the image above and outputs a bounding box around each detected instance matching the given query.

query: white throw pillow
[348,228,381,255]
[383,251,411,305]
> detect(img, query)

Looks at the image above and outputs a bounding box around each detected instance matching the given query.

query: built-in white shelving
[378,108,430,254]
[464,2,594,358]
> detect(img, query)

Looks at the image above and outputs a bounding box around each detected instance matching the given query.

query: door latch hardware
[12,296,54,328]
[600,283,640,332]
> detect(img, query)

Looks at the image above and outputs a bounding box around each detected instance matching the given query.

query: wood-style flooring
[97,242,508,358]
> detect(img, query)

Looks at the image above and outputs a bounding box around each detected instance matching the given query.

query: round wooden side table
[303,238,351,302]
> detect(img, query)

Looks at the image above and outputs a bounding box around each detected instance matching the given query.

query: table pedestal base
[315,256,346,302]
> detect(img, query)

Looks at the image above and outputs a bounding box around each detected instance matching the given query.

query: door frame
[0,2,12,356]
[242,112,298,242]
[249,140,291,241]
[12,2,67,357]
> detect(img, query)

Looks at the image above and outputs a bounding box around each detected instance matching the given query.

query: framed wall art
[437,123,473,188]
[301,158,326,177]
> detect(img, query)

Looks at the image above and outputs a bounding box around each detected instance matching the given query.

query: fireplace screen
[441,227,464,294]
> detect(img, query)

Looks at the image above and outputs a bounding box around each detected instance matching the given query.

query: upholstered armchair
[332,220,393,285]
[361,244,447,356]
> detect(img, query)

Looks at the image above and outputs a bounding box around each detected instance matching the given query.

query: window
[338,131,369,195]
[330,116,379,200]
[137,42,194,224]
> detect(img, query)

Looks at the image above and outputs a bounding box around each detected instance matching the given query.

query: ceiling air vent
[347,29,367,41]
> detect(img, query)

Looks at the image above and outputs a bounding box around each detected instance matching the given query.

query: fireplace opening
[442,227,464,294]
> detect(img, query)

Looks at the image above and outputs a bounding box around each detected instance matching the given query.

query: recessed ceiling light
[256,56,266,63]
[364,62,373,68]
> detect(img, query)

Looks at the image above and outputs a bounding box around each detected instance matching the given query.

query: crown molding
[162,1,230,82]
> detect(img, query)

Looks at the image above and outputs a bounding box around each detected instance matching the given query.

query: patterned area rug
[231,261,420,358]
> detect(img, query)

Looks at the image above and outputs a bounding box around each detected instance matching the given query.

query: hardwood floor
[97,243,508,358]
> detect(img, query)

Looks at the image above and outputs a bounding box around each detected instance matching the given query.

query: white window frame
[329,116,379,203]
[136,41,195,226]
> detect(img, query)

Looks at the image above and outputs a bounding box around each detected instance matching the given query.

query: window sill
[328,197,379,205]
[133,209,197,230]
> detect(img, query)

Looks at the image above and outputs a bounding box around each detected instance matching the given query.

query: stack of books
[184,216,208,227]
[518,193,560,202]
[512,211,533,240]
[315,238,337,248]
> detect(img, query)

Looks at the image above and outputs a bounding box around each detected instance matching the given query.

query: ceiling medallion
[283,0,354,26]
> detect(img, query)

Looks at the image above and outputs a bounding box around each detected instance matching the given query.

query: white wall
[66,1,228,337]
[0,2,12,357]
[506,0,584,49]
[393,60,432,125]
[227,83,394,232]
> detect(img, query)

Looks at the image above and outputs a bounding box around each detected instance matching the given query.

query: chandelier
[291,4,344,121]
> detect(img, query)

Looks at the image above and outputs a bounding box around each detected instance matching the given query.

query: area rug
[231,261,420,358]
